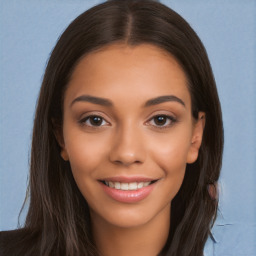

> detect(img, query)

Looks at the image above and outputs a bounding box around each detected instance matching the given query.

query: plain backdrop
[0,1,255,255]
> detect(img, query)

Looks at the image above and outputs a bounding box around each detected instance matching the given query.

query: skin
[58,43,205,256]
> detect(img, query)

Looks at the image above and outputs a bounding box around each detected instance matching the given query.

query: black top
[0,229,41,256]
[0,228,172,256]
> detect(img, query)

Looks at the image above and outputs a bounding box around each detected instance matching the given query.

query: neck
[91,204,170,256]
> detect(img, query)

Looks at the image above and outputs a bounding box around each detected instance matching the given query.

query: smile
[99,178,158,203]
[102,181,155,191]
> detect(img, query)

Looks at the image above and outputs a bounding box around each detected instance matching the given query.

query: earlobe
[186,112,205,164]
[52,119,69,161]
[60,150,69,161]
[56,131,69,161]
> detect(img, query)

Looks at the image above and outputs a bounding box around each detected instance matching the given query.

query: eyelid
[84,116,108,127]
[145,112,178,129]
[78,111,111,121]
[78,112,111,128]
[145,110,177,121]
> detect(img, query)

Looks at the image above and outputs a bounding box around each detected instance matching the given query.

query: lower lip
[100,182,156,203]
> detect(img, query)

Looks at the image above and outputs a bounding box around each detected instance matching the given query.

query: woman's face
[60,43,204,228]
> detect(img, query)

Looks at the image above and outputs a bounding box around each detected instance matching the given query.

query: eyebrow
[70,94,185,108]
[71,95,113,107]
[144,95,185,107]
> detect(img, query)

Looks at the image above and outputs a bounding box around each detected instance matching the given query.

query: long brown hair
[21,1,224,255]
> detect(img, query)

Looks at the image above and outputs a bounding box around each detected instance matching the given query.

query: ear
[52,119,69,161]
[207,182,218,200]
[186,112,205,164]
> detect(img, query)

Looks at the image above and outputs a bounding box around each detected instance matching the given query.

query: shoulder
[0,228,41,256]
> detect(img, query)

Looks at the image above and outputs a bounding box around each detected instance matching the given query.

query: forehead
[65,43,191,109]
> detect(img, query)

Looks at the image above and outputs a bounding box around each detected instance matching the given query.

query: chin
[91,202,170,229]
[108,212,152,228]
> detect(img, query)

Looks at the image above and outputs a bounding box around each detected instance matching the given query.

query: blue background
[0,1,255,255]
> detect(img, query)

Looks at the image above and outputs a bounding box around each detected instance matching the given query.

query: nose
[109,124,146,166]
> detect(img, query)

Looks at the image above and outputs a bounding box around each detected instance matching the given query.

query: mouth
[99,177,159,203]
[100,180,158,191]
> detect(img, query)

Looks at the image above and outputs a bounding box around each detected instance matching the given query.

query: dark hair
[20,0,224,255]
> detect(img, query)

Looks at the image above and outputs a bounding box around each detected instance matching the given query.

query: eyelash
[147,115,177,129]
[79,115,109,128]
[79,114,177,130]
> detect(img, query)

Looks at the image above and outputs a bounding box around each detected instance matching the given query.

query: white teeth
[129,182,138,190]
[104,181,153,190]
[115,182,121,190]
[109,181,115,188]
[120,183,129,190]
[138,182,144,189]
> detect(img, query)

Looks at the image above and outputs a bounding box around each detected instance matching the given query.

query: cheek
[63,130,111,205]
[63,128,109,178]
[147,129,192,196]
[148,129,192,172]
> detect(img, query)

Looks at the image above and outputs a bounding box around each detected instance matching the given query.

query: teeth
[129,182,137,190]
[115,182,121,189]
[138,182,144,189]
[104,181,153,190]
[120,183,129,190]
[109,181,115,188]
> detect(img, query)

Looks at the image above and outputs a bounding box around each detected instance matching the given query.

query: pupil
[91,116,102,126]
[155,116,166,126]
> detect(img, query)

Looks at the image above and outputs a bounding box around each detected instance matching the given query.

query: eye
[80,115,109,127]
[148,115,176,128]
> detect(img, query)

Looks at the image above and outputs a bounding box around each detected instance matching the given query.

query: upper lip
[99,176,159,183]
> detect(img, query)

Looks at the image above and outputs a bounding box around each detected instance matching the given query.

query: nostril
[108,139,146,166]
[113,159,142,166]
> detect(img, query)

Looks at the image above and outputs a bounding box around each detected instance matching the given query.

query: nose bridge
[109,120,146,166]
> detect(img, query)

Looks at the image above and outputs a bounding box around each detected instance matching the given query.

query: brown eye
[89,116,103,126]
[80,115,108,127]
[154,116,168,126]
[148,115,177,129]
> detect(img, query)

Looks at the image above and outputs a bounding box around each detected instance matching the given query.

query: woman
[0,0,223,255]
